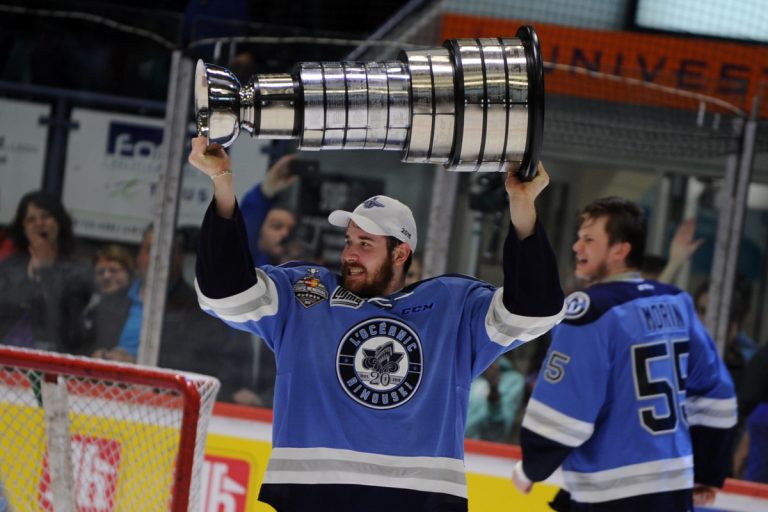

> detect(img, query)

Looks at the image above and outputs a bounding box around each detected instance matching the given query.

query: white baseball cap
[328,195,418,253]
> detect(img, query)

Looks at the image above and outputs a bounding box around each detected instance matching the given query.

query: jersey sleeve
[519,319,611,482]
[470,222,565,375]
[501,221,565,318]
[195,200,257,298]
[194,199,290,353]
[682,294,738,487]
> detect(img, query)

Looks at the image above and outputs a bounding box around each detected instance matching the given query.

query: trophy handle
[516,25,544,181]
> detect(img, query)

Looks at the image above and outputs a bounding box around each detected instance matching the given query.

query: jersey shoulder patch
[564,291,591,320]
[562,284,623,325]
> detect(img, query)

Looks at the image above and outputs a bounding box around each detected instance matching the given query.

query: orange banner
[441,14,768,117]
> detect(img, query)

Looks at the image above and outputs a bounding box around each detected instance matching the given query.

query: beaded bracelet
[210,169,233,180]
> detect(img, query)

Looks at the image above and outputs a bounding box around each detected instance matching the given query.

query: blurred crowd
[0,190,257,403]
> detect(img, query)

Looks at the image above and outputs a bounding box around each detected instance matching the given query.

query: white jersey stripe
[195,268,279,322]
[485,289,566,346]
[264,447,468,498]
[686,396,738,427]
[269,447,466,470]
[563,456,693,503]
[522,398,594,447]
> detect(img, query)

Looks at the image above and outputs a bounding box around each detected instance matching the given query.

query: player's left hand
[693,484,717,506]
[505,161,548,239]
[505,161,549,204]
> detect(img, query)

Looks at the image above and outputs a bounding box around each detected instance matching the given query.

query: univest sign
[441,15,768,117]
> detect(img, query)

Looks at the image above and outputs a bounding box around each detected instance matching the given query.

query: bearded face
[341,252,395,298]
[340,222,407,298]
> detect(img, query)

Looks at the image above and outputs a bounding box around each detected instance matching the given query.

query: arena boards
[206,403,768,512]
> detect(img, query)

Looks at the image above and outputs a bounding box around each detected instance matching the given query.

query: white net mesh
[0,346,220,512]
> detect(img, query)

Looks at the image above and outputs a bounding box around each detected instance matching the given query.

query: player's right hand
[188,136,232,178]
[693,484,717,506]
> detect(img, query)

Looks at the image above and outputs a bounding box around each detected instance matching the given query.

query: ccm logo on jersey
[400,303,434,315]
[564,291,590,320]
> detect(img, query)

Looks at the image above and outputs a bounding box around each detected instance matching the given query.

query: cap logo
[363,197,385,209]
[400,228,411,240]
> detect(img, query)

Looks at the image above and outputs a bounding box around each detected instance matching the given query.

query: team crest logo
[363,197,385,209]
[564,291,590,320]
[336,318,423,410]
[293,268,328,308]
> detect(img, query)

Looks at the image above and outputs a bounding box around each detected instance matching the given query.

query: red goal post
[0,345,220,512]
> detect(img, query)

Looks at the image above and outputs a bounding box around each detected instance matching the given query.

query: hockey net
[0,346,220,512]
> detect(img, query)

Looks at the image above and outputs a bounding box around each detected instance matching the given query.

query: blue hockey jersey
[520,274,737,505]
[195,202,565,510]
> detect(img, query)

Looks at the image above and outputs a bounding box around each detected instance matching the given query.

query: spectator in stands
[657,218,704,284]
[240,153,299,266]
[78,244,135,355]
[465,353,524,443]
[0,191,91,352]
[0,225,18,262]
[693,278,757,394]
[91,224,252,402]
[93,244,134,296]
[641,219,703,283]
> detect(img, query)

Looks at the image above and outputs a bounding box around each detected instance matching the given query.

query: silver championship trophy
[194,26,544,179]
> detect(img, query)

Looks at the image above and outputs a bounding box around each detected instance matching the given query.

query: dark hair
[94,244,136,278]
[10,191,76,257]
[386,237,413,274]
[578,197,647,269]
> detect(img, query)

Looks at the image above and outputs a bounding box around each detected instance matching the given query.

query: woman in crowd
[0,191,91,352]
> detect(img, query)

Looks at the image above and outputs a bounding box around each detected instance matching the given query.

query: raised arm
[658,219,703,284]
[187,137,256,299]
[188,136,236,219]
[501,162,565,318]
